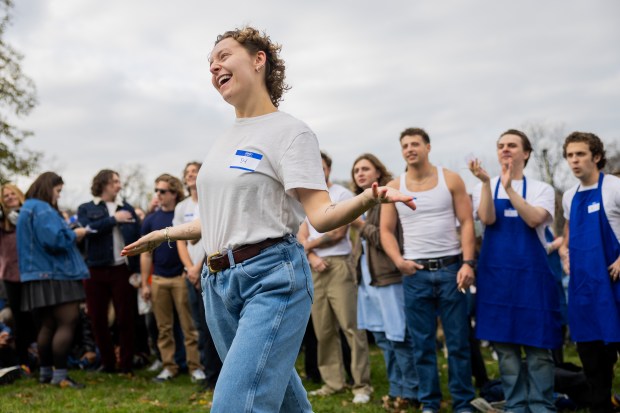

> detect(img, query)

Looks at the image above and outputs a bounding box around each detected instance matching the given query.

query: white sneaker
[147,359,163,372]
[152,368,175,383]
[352,393,370,404]
[190,369,206,383]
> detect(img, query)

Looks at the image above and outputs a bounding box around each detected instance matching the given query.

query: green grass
[0,343,617,412]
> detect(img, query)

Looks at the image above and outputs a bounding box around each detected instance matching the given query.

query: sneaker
[190,369,206,383]
[147,359,163,372]
[152,368,175,383]
[0,366,21,385]
[54,377,85,389]
[352,393,370,404]
[308,385,340,397]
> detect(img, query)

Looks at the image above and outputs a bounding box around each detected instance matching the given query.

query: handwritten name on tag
[229,150,263,172]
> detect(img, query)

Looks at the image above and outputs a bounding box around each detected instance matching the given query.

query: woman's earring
[256,65,263,72]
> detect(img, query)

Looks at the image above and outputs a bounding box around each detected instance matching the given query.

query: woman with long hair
[16,172,89,388]
[351,154,419,407]
[122,27,414,412]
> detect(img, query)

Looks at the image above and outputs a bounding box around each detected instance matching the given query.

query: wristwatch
[462,259,477,270]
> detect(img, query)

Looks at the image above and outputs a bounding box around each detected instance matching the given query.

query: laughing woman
[122,26,415,412]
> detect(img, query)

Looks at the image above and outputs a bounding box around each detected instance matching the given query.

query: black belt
[206,237,285,273]
[415,254,461,271]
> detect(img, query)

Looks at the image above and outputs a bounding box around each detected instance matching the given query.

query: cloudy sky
[6,0,620,208]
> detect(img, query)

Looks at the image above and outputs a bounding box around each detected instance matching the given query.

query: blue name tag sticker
[229,150,263,172]
[504,208,518,218]
[587,202,600,214]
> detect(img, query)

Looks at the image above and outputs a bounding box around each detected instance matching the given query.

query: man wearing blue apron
[470,129,562,413]
[560,132,620,413]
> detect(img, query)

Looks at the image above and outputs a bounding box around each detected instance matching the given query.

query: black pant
[577,340,619,413]
[301,316,320,382]
[3,281,36,367]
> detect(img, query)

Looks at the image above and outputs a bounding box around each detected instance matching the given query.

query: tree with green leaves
[0,0,39,184]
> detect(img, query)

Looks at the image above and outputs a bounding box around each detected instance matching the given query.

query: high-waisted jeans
[201,235,313,413]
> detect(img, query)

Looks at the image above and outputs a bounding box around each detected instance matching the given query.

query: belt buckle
[427,259,439,271]
[207,251,222,273]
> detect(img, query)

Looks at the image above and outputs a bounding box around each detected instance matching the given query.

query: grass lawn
[0,342,617,412]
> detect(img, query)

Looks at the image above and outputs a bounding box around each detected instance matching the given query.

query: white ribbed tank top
[395,168,462,260]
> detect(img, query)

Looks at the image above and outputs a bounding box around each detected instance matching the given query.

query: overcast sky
[6,0,620,209]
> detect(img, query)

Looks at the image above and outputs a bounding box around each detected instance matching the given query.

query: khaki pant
[151,275,202,374]
[311,255,371,394]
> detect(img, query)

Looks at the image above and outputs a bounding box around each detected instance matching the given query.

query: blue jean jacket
[77,200,141,272]
[17,199,89,282]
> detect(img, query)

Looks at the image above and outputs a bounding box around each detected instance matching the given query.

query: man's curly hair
[215,26,290,107]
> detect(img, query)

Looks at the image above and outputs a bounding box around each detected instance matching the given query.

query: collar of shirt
[93,197,124,209]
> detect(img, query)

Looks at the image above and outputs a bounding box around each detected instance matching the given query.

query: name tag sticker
[588,202,600,214]
[504,209,518,218]
[229,150,263,172]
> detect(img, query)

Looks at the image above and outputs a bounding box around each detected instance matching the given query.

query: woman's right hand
[122,231,165,256]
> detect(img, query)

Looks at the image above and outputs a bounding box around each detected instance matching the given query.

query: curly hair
[155,174,186,204]
[563,131,606,170]
[350,154,394,195]
[91,169,118,197]
[215,26,290,107]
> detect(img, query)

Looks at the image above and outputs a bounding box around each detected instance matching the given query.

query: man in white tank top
[381,128,476,413]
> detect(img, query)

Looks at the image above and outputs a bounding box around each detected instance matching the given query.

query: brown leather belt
[415,254,461,272]
[206,237,285,273]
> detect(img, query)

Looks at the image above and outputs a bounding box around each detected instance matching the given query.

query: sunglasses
[154,188,174,194]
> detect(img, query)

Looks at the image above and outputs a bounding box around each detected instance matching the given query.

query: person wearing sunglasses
[139,174,205,384]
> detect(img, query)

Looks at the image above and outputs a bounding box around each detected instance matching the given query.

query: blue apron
[568,172,620,343]
[544,227,568,326]
[476,178,562,348]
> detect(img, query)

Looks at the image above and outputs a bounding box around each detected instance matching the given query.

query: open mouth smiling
[218,74,231,87]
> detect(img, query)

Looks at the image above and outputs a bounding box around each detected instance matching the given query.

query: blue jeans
[372,330,419,400]
[187,278,222,382]
[403,263,475,412]
[494,343,556,413]
[201,235,313,413]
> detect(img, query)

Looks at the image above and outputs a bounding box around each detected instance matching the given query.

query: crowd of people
[0,25,619,413]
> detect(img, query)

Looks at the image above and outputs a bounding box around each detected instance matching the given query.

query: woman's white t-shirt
[197,111,327,254]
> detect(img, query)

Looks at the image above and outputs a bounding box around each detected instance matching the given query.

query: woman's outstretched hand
[366,182,416,210]
[121,231,164,256]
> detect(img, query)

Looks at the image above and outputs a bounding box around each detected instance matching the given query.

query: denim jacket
[77,199,141,272]
[17,199,89,282]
